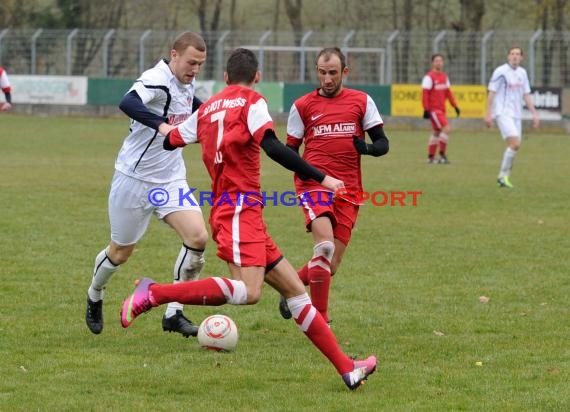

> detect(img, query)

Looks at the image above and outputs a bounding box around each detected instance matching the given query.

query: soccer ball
[197,314,239,352]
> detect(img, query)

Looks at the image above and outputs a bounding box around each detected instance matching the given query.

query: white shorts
[495,115,522,140]
[109,171,202,246]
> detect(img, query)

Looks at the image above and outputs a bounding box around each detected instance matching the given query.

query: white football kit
[110,59,200,245]
[488,63,531,140]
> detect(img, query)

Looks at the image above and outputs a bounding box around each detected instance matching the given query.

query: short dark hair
[316,47,347,70]
[431,53,444,62]
[508,46,523,55]
[226,48,258,84]
[172,31,206,53]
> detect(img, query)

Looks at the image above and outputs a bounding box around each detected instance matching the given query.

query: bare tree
[54,0,125,75]
[458,0,485,31]
[392,0,414,82]
[555,0,569,85]
[534,0,570,86]
[284,0,303,44]
[457,0,485,83]
[269,0,282,80]
[229,0,237,31]
[193,0,223,78]
[283,0,305,81]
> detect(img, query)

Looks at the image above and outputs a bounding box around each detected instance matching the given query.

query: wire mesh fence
[1,28,569,86]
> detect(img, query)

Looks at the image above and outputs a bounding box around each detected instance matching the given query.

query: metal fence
[1,28,569,86]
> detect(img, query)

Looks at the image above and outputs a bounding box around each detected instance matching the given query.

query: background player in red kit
[0,66,13,112]
[279,47,389,324]
[120,48,377,390]
[421,54,460,164]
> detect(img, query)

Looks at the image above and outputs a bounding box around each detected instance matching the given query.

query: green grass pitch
[1,113,569,411]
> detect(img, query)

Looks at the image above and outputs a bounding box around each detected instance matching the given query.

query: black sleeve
[192,96,203,113]
[4,92,11,104]
[260,129,325,183]
[365,124,390,157]
[119,90,167,130]
[286,144,299,154]
[163,132,177,151]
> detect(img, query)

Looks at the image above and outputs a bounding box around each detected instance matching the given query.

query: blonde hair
[172,31,206,53]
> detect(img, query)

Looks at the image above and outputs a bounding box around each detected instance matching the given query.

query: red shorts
[429,110,449,132]
[209,197,282,268]
[298,191,360,245]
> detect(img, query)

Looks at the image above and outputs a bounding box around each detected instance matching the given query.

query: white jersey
[487,63,531,119]
[115,59,195,183]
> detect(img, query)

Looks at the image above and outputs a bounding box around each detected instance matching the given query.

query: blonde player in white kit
[485,47,539,188]
[85,32,208,337]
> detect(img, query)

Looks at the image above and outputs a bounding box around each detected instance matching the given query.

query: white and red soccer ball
[197,314,239,352]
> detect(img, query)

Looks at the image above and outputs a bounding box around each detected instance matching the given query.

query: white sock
[499,147,517,178]
[174,244,205,282]
[287,293,312,319]
[164,281,185,317]
[165,244,205,318]
[88,248,119,302]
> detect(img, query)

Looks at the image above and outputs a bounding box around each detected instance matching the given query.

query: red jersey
[0,67,11,95]
[286,88,383,195]
[169,84,273,202]
[421,70,457,113]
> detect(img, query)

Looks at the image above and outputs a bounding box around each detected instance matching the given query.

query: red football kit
[169,85,282,267]
[286,88,383,244]
[422,70,458,131]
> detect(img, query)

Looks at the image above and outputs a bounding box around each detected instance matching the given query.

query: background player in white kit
[85,31,208,337]
[485,46,539,188]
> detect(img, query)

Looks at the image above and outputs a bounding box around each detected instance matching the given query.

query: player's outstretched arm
[163,127,190,150]
[162,111,199,150]
[119,90,167,130]
[260,129,332,184]
[159,123,176,137]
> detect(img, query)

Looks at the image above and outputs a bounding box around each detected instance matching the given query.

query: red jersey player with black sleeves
[279,47,389,325]
[169,84,281,267]
[124,48,378,391]
[421,54,460,164]
[287,88,382,198]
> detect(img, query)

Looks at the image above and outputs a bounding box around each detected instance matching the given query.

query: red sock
[297,263,309,285]
[428,135,438,158]
[290,296,353,374]
[428,144,437,158]
[308,256,331,322]
[150,277,228,306]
